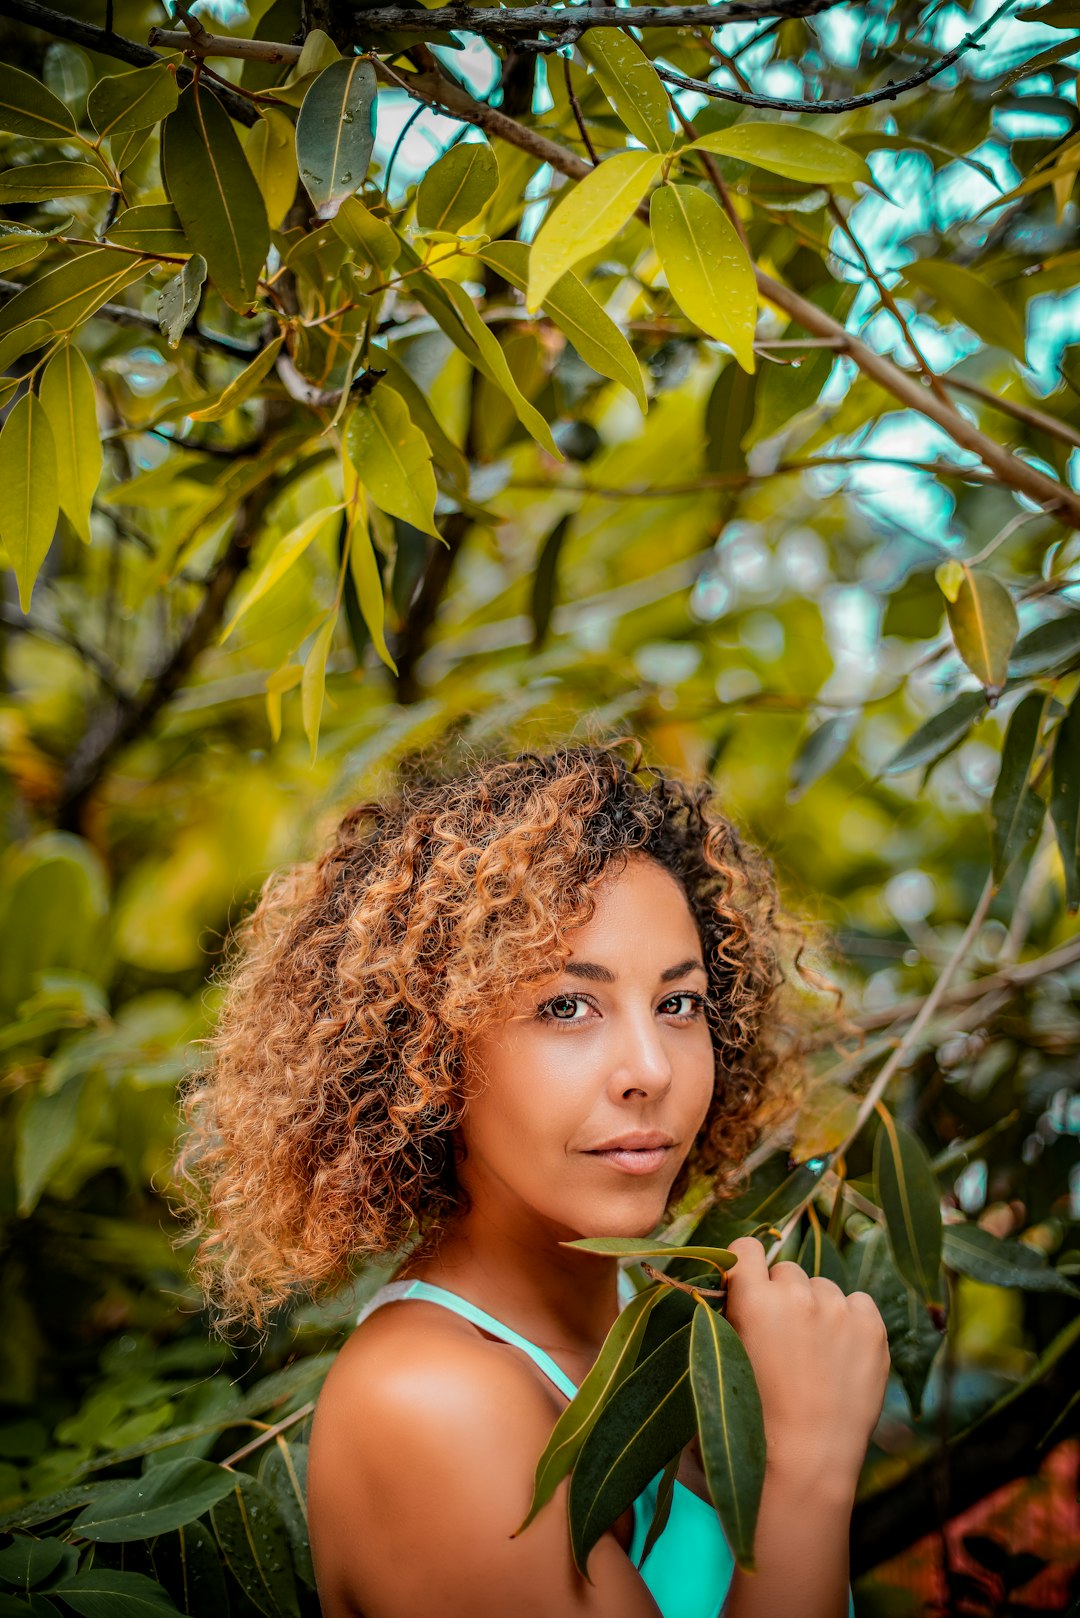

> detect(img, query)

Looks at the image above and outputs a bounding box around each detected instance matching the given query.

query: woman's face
[457,853,716,1245]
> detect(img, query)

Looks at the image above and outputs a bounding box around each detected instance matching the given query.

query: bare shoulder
[308,1302,661,1618]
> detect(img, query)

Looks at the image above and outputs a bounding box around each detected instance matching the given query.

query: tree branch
[0,279,259,361]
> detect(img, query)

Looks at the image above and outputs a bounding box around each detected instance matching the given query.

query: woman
[183,740,889,1618]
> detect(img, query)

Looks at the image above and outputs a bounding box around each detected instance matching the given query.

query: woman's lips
[586,1146,672,1174]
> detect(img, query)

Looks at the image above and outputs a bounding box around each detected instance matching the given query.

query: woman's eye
[538,991,706,1023]
[540,995,590,1022]
[661,992,706,1018]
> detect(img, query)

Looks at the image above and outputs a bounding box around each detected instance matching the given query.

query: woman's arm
[717,1235,889,1618]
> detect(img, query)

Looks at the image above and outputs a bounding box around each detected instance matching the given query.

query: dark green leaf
[52,1570,180,1618]
[295,57,377,220]
[0,64,76,138]
[151,1521,230,1618]
[874,1111,943,1306]
[635,1453,679,1571]
[880,691,986,776]
[87,65,178,138]
[0,249,150,342]
[1009,612,1080,678]
[789,711,857,799]
[562,1237,735,1273]
[797,1225,848,1288]
[210,1475,300,1618]
[689,1302,764,1570]
[846,1229,943,1418]
[943,1224,1080,1296]
[568,1324,695,1576]
[258,1441,313,1588]
[991,691,1048,884]
[704,362,757,481]
[0,1540,76,1592]
[108,205,190,257]
[157,256,207,349]
[1050,684,1080,911]
[530,512,570,650]
[70,1458,238,1543]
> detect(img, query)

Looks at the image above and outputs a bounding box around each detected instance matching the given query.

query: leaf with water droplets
[296,56,377,220]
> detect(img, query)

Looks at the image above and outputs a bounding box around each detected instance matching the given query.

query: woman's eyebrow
[562,958,707,984]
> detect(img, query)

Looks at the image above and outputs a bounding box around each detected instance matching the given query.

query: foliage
[1,0,1080,1608]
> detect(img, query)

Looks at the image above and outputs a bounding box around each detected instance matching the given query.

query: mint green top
[356,1276,856,1618]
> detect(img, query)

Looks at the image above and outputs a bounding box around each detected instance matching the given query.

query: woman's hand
[723,1234,890,1495]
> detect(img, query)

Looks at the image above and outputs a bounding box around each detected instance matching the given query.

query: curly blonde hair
[178,737,841,1327]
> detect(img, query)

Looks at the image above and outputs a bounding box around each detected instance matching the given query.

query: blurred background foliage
[1,0,1080,1609]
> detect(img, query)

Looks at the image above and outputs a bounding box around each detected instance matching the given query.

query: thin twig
[564,53,599,167]
[220,1401,315,1469]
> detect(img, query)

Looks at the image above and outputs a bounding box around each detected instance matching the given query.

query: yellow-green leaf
[0,63,76,139]
[39,344,101,544]
[689,122,871,187]
[442,278,563,459]
[157,254,207,348]
[301,616,336,761]
[266,662,303,744]
[87,63,178,138]
[346,386,439,536]
[246,109,299,232]
[295,56,377,220]
[478,239,646,412]
[222,505,343,639]
[935,559,964,603]
[577,29,674,153]
[0,162,115,204]
[0,393,59,612]
[903,260,1027,365]
[526,151,665,311]
[873,1110,943,1307]
[945,568,1019,693]
[417,140,499,233]
[561,1237,736,1274]
[689,1302,765,1571]
[650,182,757,371]
[0,236,47,276]
[0,249,150,342]
[188,335,285,422]
[347,499,397,674]
[332,196,399,271]
[108,203,189,257]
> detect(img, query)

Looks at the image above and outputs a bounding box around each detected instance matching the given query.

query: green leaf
[162,82,269,312]
[991,691,1049,885]
[332,196,399,271]
[0,248,150,342]
[346,385,439,536]
[478,240,646,412]
[210,1475,300,1618]
[0,1538,76,1591]
[650,182,757,371]
[17,1074,88,1215]
[246,109,299,232]
[688,1302,765,1570]
[347,502,397,673]
[874,1111,943,1307]
[789,711,857,799]
[704,360,756,479]
[636,1453,679,1571]
[374,348,468,491]
[562,1237,736,1274]
[577,30,674,153]
[300,616,335,763]
[943,568,1019,692]
[0,64,76,138]
[943,1225,1080,1297]
[526,151,665,311]
[530,511,570,649]
[417,140,498,232]
[39,343,101,544]
[568,1324,696,1576]
[151,1522,230,1618]
[688,1157,827,1252]
[52,1571,180,1617]
[516,1282,665,1534]
[747,344,833,446]
[441,278,563,460]
[846,1229,943,1418]
[0,391,58,614]
[87,64,179,138]
[295,56,377,220]
[222,505,343,639]
[156,254,207,349]
[1009,611,1080,678]
[796,1224,849,1287]
[70,1458,238,1543]
[0,162,115,203]
[188,334,284,422]
[880,691,986,776]
[0,236,47,276]
[689,122,871,187]
[257,1442,313,1589]
[108,204,189,257]
[903,260,1027,365]
[1050,684,1080,912]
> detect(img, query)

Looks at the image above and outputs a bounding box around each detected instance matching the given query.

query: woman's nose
[607,1007,674,1100]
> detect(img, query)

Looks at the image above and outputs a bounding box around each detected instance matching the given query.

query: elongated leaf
[441,278,562,459]
[162,82,269,311]
[210,1475,300,1618]
[151,1522,229,1618]
[903,260,1027,365]
[689,1302,764,1570]
[0,1537,76,1592]
[295,56,377,220]
[258,1441,313,1589]
[517,1282,665,1533]
[1010,611,1080,677]
[577,30,674,153]
[17,1077,85,1216]
[527,151,665,311]
[347,500,396,672]
[108,204,189,256]
[301,616,335,762]
[0,392,58,613]
[222,505,343,639]
[1050,685,1080,911]
[881,691,986,776]
[52,1571,180,1617]
[943,1224,1080,1296]
[563,1238,737,1275]
[789,711,857,799]
[39,343,101,544]
[157,254,207,349]
[846,1229,942,1417]
[374,349,468,491]
[991,691,1049,884]
[334,196,399,273]
[650,183,756,371]
[87,64,178,138]
[568,1323,696,1576]
[688,1157,827,1252]
[247,109,299,232]
[417,140,498,231]
[0,162,114,203]
[71,1458,237,1542]
[0,63,75,138]
[0,248,150,341]
[188,334,284,422]
[0,235,47,276]
[478,240,646,411]
[636,1452,679,1570]
[346,385,439,535]
[690,122,870,187]
[797,1224,848,1287]
[874,1111,943,1306]
[943,568,1019,692]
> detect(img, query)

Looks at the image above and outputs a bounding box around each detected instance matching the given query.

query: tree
[0,0,1078,1610]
